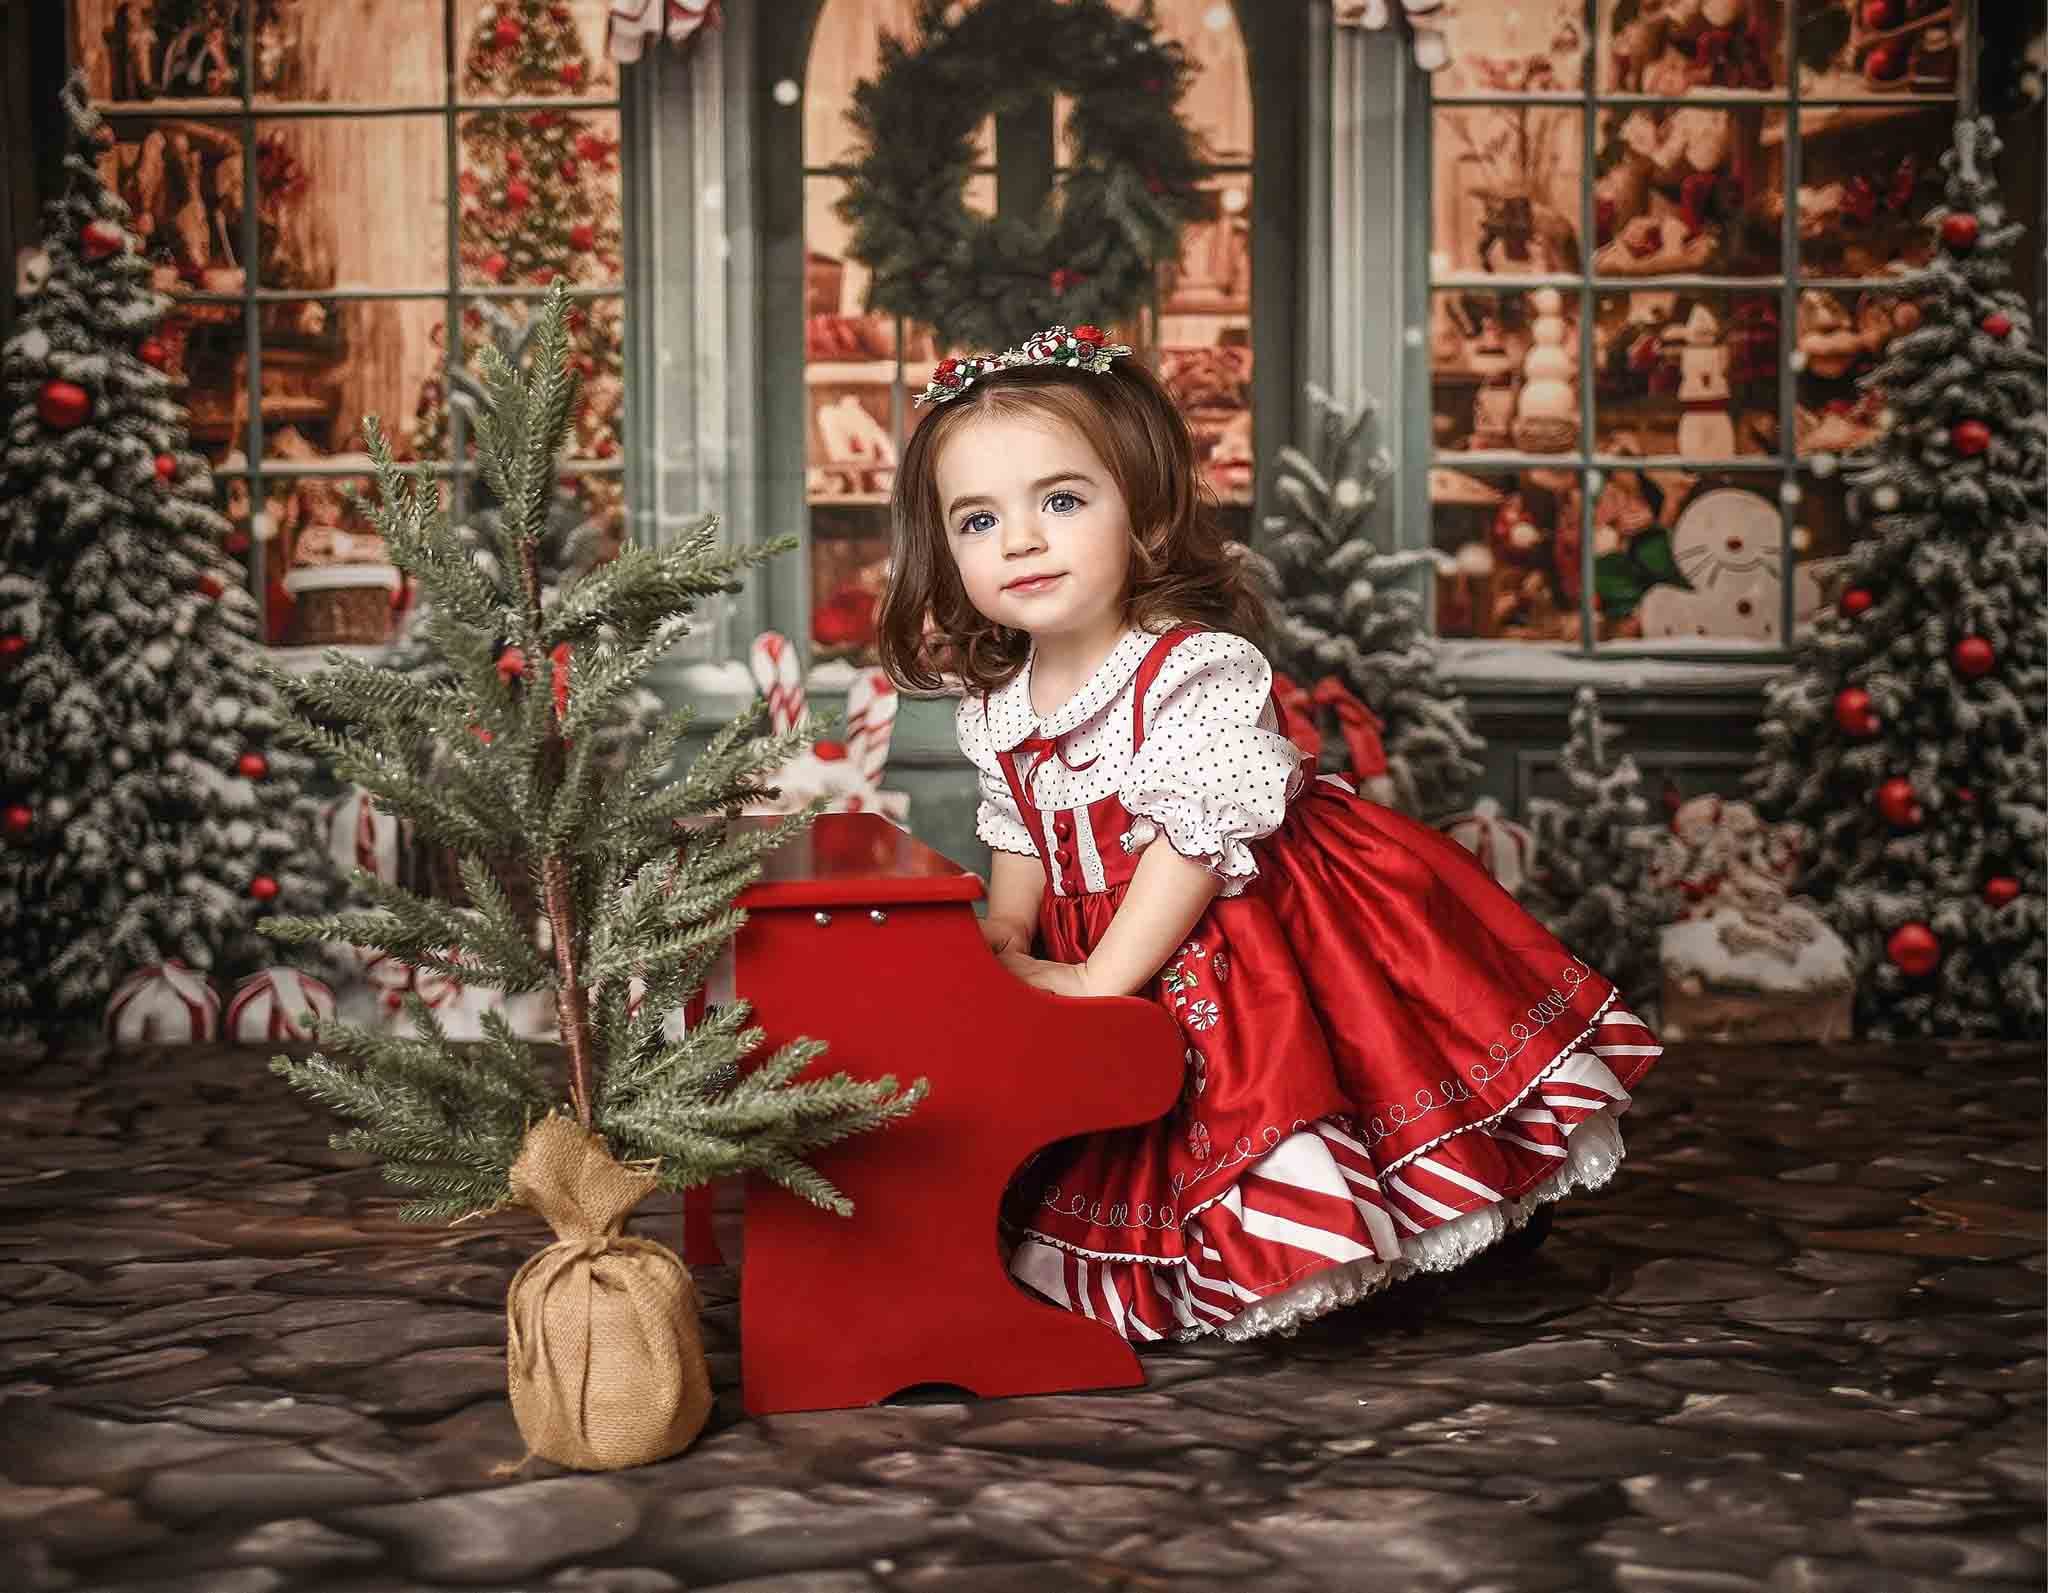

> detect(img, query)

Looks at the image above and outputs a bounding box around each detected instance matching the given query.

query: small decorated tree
[1521,687,1672,1019]
[1247,384,1486,820]
[1745,118,2046,1041]
[1,76,330,1045]
[261,284,927,1469]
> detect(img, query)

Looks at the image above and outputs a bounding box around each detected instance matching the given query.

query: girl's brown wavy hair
[876,358,1268,696]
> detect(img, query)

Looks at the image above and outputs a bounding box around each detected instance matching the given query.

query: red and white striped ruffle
[1009,1008,1658,1344]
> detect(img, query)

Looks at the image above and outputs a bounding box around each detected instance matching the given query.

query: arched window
[787,0,1270,669]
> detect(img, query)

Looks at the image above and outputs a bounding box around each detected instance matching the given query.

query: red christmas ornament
[481,252,508,281]
[154,453,177,481]
[1982,312,2013,340]
[504,179,532,208]
[576,133,608,162]
[249,875,280,902]
[1984,877,2021,908]
[494,17,522,46]
[1073,323,1104,345]
[1875,777,1920,827]
[37,379,91,430]
[560,61,585,87]
[1951,418,1991,456]
[2,805,31,841]
[1863,40,1908,81]
[559,157,581,181]
[1886,922,1939,977]
[139,337,168,368]
[80,220,126,260]
[0,635,26,665]
[198,572,225,599]
[1952,636,1994,676]
[568,223,596,251]
[1839,587,1873,618]
[1860,0,1901,25]
[237,752,268,779]
[1833,686,1879,738]
[495,645,529,685]
[1940,212,1979,250]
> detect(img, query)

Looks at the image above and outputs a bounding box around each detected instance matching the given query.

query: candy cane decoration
[748,631,807,736]
[226,969,336,1043]
[844,668,900,791]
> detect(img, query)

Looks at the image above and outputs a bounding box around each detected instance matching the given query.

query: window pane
[455,0,619,101]
[241,298,450,473]
[1431,466,1584,643]
[1431,287,1582,458]
[805,0,993,168]
[96,116,245,294]
[1431,107,1583,279]
[1623,472,1789,646]
[254,117,449,291]
[1593,288,1780,459]
[1794,0,1965,98]
[1795,105,1946,278]
[261,473,417,648]
[1794,288,1926,458]
[458,108,621,289]
[1597,0,1786,94]
[1594,108,1782,280]
[72,0,245,107]
[453,295,626,470]
[1440,0,1590,97]
[252,1,445,105]
[811,508,889,664]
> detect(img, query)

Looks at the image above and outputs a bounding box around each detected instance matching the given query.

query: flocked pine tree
[1,76,330,1041]
[262,281,927,1228]
[1745,117,2046,1042]
[1522,687,1673,1020]
[1246,384,1485,820]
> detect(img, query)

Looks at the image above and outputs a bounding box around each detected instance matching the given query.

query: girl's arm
[1078,841,1223,997]
[981,848,1046,955]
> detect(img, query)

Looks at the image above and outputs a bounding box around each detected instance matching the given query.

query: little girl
[877,326,1662,1344]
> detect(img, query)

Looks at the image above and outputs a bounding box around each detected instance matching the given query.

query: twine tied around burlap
[498,1113,712,1472]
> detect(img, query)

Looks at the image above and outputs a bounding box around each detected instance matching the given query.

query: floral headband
[913,324,1134,407]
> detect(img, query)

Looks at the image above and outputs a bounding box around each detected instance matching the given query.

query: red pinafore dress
[988,625,1662,1344]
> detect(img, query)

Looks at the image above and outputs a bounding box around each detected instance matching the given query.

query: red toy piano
[683,812,1184,1416]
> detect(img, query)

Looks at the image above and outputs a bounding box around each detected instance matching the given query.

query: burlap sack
[503,1114,712,1470]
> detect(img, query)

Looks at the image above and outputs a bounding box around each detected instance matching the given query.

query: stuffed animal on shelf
[743,632,910,828]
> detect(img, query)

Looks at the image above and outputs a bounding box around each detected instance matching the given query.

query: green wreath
[836,0,1205,355]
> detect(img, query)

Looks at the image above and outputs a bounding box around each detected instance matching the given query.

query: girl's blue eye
[960,511,996,535]
[1046,490,1082,514]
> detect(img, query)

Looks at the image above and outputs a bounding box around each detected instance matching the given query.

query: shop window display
[800,0,1255,667]
[1429,0,1972,650]
[66,0,632,651]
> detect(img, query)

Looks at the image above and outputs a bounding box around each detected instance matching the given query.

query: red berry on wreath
[2,805,31,841]
[0,635,25,665]
[560,158,581,181]
[494,17,521,46]
[154,453,177,481]
[1982,312,2013,339]
[1952,418,1990,456]
[504,180,532,208]
[1952,636,1994,676]
[1833,686,1878,737]
[37,379,91,430]
[1940,212,1979,250]
[249,875,280,902]
[1074,323,1104,344]
[1839,587,1873,618]
[569,222,596,251]
[1875,777,1920,827]
[139,337,168,368]
[1984,876,2020,908]
[1886,922,1938,977]
[482,252,508,280]
[80,220,126,260]
[238,752,268,779]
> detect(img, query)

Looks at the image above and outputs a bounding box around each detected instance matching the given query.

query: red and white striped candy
[1438,797,1539,899]
[106,961,220,1046]
[844,667,899,790]
[748,630,807,736]
[226,968,336,1042]
[326,785,404,886]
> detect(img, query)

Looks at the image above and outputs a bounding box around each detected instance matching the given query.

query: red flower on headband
[933,357,962,384]
[1074,324,1104,345]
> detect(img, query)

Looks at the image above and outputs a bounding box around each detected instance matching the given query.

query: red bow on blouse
[1271,670,1389,779]
[1012,730,1099,802]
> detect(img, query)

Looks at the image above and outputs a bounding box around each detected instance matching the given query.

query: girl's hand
[997,951,1094,999]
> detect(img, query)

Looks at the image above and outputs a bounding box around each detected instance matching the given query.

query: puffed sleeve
[955,693,1040,858]
[1118,632,1303,896]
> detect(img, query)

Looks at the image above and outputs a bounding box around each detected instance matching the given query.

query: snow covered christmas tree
[1746,117,2046,1042]
[1522,687,1672,1019]
[1247,385,1485,820]
[1,76,330,1042]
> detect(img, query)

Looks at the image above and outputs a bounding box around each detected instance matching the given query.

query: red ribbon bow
[1271,670,1388,779]
[1013,730,1099,801]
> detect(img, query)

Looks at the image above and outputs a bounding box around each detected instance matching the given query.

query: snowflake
[1187,1120,1211,1161]
[1211,951,1230,983]
[1183,999,1220,1031]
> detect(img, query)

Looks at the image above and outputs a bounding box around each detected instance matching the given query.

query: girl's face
[933,411,1132,648]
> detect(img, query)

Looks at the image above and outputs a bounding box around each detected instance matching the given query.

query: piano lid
[732,812,987,911]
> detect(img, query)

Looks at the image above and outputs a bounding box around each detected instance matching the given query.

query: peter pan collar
[982,626,1162,752]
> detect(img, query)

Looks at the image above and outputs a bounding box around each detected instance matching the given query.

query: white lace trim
[1194,1104,1628,1343]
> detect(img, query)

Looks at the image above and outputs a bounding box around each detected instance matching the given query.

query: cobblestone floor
[0,1039,2040,1593]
